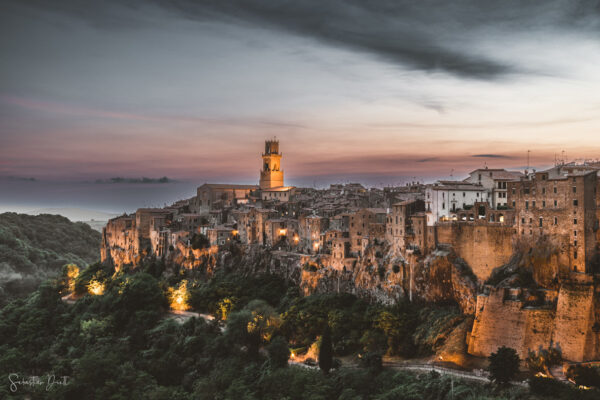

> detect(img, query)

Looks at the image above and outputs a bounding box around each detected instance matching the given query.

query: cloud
[471,154,513,159]
[14,0,600,81]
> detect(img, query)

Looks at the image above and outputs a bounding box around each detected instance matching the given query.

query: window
[463,192,466,197]
[442,202,445,209]
[542,201,546,208]
[521,218,525,224]
[573,186,577,193]
[554,187,557,194]
[554,200,558,207]
[525,201,529,209]
[554,217,558,225]
[574,218,578,225]
[574,240,577,247]
[573,199,578,206]
[512,201,516,207]
[574,230,577,236]
[524,188,530,194]
[574,251,578,259]
[512,188,516,195]
[542,188,546,194]
[532,201,536,208]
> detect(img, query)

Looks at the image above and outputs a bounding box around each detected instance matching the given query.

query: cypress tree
[318,324,333,375]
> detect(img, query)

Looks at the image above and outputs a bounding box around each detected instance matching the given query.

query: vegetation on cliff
[0,212,101,305]
[1,262,599,399]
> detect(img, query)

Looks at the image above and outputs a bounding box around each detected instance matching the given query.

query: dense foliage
[0,213,101,305]
[1,263,599,399]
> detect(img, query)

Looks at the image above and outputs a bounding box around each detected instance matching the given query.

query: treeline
[2,259,599,398]
[0,213,101,305]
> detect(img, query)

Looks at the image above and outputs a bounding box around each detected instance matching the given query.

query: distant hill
[94,176,174,184]
[0,212,101,304]
[24,207,119,231]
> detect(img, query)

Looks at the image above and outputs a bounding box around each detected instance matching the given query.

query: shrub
[267,336,290,369]
[488,346,520,385]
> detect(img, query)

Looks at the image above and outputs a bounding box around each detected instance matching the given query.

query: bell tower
[259,139,284,189]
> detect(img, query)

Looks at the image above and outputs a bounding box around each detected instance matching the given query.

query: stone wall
[468,283,600,362]
[436,224,515,281]
[554,282,595,361]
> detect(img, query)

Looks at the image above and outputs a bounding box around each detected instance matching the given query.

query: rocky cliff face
[203,244,478,315]
[102,225,600,363]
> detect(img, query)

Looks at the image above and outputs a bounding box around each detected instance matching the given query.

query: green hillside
[0,212,101,304]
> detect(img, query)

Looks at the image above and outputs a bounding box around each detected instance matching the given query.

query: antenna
[527,150,530,171]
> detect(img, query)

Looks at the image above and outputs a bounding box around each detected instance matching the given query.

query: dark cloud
[13,0,600,80]
[471,154,512,159]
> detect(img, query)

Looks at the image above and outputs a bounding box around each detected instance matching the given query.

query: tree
[267,336,290,369]
[318,325,333,375]
[488,346,520,385]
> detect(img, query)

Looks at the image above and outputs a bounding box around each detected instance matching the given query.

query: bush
[359,352,382,374]
[267,336,290,369]
[569,365,600,388]
[488,346,520,385]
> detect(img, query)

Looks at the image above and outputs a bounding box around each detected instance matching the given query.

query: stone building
[386,199,425,254]
[348,208,386,255]
[425,181,488,226]
[264,218,299,247]
[206,226,235,246]
[259,139,284,189]
[298,214,328,254]
[507,167,598,274]
[464,168,523,209]
[234,207,277,245]
[190,183,258,214]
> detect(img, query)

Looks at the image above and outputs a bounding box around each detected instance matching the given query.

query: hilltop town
[101,139,600,364]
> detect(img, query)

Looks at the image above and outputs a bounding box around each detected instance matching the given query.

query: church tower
[259,139,284,189]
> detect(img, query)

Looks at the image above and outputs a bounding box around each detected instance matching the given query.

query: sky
[2,0,600,189]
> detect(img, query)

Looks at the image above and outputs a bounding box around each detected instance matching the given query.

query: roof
[136,208,172,214]
[466,169,524,180]
[198,183,259,190]
[432,181,485,191]
[393,199,419,206]
[262,186,295,192]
